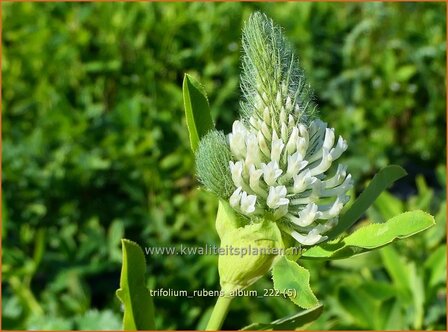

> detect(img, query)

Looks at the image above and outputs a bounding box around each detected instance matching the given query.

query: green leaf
[337,286,377,329]
[396,65,417,82]
[116,239,155,330]
[302,210,435,260]
[240,304,323,330]
[408,262,424,329]
[424,244,446,289]
[382,300,404,330]
[272,256,318,309]
[326,165,407,240]
[362,281,397,302]
[379,246,413,303]
[424,202,446,248]
[108,220,124,262]
[183,74,214,152]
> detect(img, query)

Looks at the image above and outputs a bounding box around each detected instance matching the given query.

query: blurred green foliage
[2,2,446,330]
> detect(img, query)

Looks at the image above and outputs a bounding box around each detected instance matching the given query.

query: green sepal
[215,199,245,239]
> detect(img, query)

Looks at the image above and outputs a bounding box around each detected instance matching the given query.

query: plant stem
[206,296,233,330]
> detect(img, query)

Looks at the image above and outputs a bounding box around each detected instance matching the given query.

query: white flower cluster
[226,93,352,246]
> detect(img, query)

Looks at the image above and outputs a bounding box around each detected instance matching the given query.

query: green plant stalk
[9,276,43,316]
[206,296,233,330]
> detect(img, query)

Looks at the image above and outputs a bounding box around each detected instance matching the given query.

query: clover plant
[117,12,435,331]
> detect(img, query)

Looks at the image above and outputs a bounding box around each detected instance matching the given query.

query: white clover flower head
[226,116,352,246]
[195,12,353,247]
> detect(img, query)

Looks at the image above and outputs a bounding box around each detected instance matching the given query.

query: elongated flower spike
[196,12,353,248]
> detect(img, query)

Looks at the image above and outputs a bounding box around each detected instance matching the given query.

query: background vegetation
[2,2,446,330]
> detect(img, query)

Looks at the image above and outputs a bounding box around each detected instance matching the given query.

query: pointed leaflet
[183,74,214,152]
[326,165,407,240]
[240,304,323,330]
[302,210,435,260]
[272,256,318,309]
[116,239,155,330]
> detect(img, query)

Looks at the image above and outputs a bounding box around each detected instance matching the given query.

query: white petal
[229,187,242,208]
[285,126,299,155]
[240,191,257,214]
[262,161,283,186]
[288,203,318,227]
[271,137,284,163]
[229,160,244,187]
[330,136,348,160]
[318,196,344,219]
[323,128,335,150]
[288,115,295,130]
[291,230,323,246]
[229,120,248,158]
[324,164,347,188]
[267,185,289,209]
[320,174,353,197]
[277,185,287,197]
[292,169,315,193]
[245,133,261,166]
[286,152,307,178]
[248,164,265,197]
[298,124,308,141]
[296,137,308,157]
[309,149,333,176]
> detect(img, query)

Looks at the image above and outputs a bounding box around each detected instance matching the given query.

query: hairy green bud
[195,130,234,198]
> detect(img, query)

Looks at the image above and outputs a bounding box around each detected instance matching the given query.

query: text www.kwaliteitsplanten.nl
[144,244,301,257]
